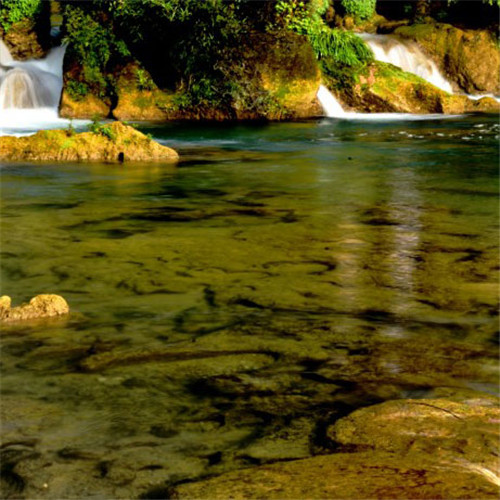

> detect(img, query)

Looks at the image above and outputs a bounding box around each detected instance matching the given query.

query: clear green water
[1,116,498,498]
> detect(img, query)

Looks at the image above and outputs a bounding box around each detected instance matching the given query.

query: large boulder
[395,23,500,94]
[0,122,178,163]
[227,31,322,120]
[59,91,112,120]
[333,62,500,114]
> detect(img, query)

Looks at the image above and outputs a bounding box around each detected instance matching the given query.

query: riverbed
[1,115,498,498]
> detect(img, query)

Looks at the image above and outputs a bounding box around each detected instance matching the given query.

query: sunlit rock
[0,121,179,163]
[1,294,69,322]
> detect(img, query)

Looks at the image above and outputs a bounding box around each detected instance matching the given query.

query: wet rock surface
[336,62,500,114]
[172,393,500,499]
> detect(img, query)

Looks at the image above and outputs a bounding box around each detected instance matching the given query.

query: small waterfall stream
[316,32,500,118]
[360,34,454,93]
[317,85,346,118]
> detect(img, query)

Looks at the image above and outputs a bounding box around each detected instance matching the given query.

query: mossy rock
[0,294,69,322]
[395,22,500,94]
[226,31,321,120]
[0,17,49,60]
[59,90,111,120]
[330,61,500,114]
[0,122,178,163]
[112,62,175,121]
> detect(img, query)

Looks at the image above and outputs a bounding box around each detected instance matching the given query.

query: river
[1,115,498,498]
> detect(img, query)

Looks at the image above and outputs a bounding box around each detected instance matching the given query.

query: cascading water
[360,34,454,93]
[316,85,346,118]
[0,39,74,136]
[0,39,66,110]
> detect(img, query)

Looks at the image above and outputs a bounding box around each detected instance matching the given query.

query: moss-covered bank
[61,31,321,122]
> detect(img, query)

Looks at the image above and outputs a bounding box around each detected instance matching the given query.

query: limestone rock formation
[0,121,178,163]
[227,31,322,120]
[0,294,69,322]
[59,91,111,120]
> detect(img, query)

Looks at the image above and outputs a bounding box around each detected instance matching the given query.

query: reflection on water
[0,116,498,498]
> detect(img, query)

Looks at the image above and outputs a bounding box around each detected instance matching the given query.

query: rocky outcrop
[59,91,111,120]
[226,31,321,120]
[62,31,321,121]
[0,121,178,163]
[394,22,500,94]
[333,62,500,114]
[171,392,500,499]
[0,294,69,322]
[0,18,50,60]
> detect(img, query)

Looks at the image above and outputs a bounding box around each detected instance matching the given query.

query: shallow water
[1,116,498,498]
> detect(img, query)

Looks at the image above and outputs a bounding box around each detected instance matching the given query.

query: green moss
[0,0,42,32]
[133,95,154,110]
[60,139,75,151]
[66,79,90,101]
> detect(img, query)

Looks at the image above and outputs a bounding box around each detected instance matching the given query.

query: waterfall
[360,34,454,93]
[0,40,66,110]
[317,85,346,118]
[0,39,75,136]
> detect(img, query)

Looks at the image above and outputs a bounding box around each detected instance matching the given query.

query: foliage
[84,0,249,109]
[275,0,372,67]
[66,79,89,100]
[341,0,376,20]
[316,29,373,66]
[0,0,41,32]
[62,4,130,95]
[135,68,155,91]
[87,119,117,141]
[447,0,500,6]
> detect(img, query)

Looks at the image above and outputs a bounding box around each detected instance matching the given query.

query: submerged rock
[0,122,178,163]
[171,394,500,499]
[0,294,69,322]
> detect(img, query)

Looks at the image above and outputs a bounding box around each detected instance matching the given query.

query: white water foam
[317,84,346,118]
[316,84,461,121]
[0,108,89,137]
